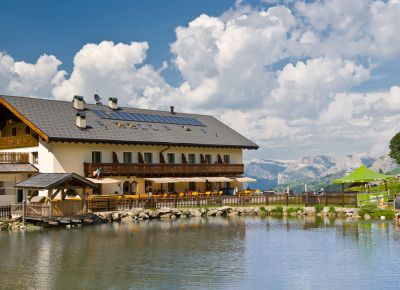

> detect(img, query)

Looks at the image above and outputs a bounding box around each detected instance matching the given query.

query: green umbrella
[333,165,393,184]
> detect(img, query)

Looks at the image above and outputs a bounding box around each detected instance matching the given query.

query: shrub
[270,206,284,216]
[328,206,336,213]
[314,204,324,213]
[359,205,395,220]
[286,207,303,214]
[259,206,267,212]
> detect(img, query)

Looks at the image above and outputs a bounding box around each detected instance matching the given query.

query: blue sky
[1,0,237,84]
[1,0,400,160]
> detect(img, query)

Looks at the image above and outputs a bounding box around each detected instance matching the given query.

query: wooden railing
[0,135,38,150]
[11,201,85,218]
[0,152,30,163]
[87,193,358,211]
[9,193,358,219]
[84,163,244,177]
[0,205,11,219]
[51,200,85,217]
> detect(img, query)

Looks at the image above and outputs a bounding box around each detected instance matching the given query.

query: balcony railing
[0,152,29,163]
[0,135,38,150]
[84,163,244,177]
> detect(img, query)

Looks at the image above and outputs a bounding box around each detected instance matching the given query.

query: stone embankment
[0,219,40,231]
[2,206,399,231]
[93,206,362,223]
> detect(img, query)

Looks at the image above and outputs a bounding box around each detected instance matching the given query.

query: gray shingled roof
[14,173,96,189]
[0,95,258,149]
[0,164,38,173]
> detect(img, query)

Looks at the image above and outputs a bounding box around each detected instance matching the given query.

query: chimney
[73,95,84,110]
[108,97,118,110]
[170,106,175,114]
[76,112,87,129]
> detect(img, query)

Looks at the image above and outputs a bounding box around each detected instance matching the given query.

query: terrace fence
[87,192,358,212]
[0,205,11,219]
[9,193,359,219]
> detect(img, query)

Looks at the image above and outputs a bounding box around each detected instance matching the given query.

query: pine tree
[389,132,400,164]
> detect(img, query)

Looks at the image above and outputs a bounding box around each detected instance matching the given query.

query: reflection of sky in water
[0,217,399,289]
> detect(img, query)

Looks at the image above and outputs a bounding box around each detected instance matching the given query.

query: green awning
[333,165,394,184]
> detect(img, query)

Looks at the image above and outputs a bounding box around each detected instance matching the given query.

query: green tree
[389,132,400,164]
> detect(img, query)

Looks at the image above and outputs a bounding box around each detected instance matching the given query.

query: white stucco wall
[51,142,243,175]
[48,142,243,194]
[0,173,29,205]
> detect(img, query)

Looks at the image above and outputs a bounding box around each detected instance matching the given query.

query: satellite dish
[94,93,102,105]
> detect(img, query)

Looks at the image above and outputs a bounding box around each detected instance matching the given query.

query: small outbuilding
[14,173,97,219]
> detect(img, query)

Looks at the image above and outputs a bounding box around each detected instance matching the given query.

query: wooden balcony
[84,163,244,177]
[0,152,29,163]
[0,135,38,150]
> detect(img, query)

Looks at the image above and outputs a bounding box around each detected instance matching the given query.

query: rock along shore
[94,206,362,223]
[2,206,399,232]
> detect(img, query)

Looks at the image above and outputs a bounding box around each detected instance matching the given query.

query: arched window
[122,181,131,195]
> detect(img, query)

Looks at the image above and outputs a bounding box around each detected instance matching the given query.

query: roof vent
[108,97,118,110]
[76,112,86,129]
[73,95,84,110]
[170,106,175,114]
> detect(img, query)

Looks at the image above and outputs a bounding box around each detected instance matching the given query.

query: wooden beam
[0,97,49,142]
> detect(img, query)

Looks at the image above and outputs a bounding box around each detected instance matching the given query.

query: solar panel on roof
[92,110,204,126]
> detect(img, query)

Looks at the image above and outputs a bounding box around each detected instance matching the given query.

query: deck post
[22,189,26,225]
[342,192,345,207]
[48,189,53,218]
[83,186,87,214]
[305,192,309,207]
[266,194,269,206]
[285,193,289,206]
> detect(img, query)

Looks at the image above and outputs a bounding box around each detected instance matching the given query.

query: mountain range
[244,153,398,192]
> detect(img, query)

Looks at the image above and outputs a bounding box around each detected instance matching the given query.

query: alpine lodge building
[0,95,258,205]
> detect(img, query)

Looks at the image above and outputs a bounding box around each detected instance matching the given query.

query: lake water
[0,217,399,290]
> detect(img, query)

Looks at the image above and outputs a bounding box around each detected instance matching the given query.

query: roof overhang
[0,96,49,142]
[15,173,97,190]
[0,164,39,174]
[49,137,259,150]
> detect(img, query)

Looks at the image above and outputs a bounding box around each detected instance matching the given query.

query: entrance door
[17,189,23,202]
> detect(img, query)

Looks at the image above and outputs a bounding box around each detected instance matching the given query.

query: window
[189,154,196,164]
[144,152,153,163]
[25,126,30,135]
[92,151,102,163]
[167,153,175,164]
[205,154,212,164]
[168,183,175,193]
[123,152,132,164]
[223,155,230,164]
[31,152,38,164]
[12,128,17,136]
[189,182,196,191]
[145,180,153,193]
